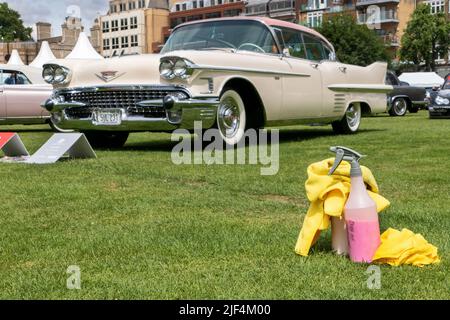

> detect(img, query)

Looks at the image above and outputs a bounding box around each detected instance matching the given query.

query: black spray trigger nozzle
[328,146,366,176]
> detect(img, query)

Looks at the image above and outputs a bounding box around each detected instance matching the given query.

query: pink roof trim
[176,16,334,51]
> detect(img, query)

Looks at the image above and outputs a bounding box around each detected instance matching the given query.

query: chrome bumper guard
[42,88,219,132]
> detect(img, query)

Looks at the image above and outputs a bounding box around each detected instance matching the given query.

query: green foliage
[0,2,32,42]
[316,13,390,66]
[400,4,450,71]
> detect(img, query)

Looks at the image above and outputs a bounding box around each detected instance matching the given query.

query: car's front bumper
[42,85,219,132]
[428,105,450,118]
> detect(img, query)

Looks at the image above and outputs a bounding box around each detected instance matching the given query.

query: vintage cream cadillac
[42,17,391,147]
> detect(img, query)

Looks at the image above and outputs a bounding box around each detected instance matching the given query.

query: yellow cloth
[373,228,440,267]
[295,158,390,256]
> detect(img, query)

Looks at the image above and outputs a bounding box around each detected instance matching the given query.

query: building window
[129,1,136,10]
[211,0,216,5]
[424,1,445,14]
[193,1,198,9]
[110,4,116,13]
[121,18,128,30]
[307,11,323,28]
[112,20,119,32]
[103,39,110,50]
[131,35,138,47]
[182,3,187,10]
[218,0,223,5]
[121,36,129,48]
[176,4,181,11]
[138,0,146,8]
[199,1,204,7]
[224,9,241,17]
[112,38,120,49]
[120,3,127,11]
[102,21,110,33]
[130,16,138,29]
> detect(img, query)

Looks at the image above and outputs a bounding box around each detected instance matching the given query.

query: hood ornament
[96,71,125,83]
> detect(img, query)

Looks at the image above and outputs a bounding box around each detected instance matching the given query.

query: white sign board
[26,133,97,164]
[0,132,30,160]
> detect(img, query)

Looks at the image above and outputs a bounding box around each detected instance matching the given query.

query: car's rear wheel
[389,98,408,116]
[332,104,361,134]
[217,89,247,146]
[83,131,129,149]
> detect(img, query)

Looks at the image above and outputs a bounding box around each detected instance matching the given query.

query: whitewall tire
[332,103,362,134]
[217,90,247,146]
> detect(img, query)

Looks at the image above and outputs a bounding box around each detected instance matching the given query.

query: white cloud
[4,0,109,39]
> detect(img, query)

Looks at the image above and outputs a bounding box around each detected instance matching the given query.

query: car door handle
[339,66,347,73]
[310,63,319,69]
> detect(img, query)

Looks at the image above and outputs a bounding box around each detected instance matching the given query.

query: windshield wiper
[197,47,236,53]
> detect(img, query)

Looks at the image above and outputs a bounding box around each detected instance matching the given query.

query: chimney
[36,22,52,41]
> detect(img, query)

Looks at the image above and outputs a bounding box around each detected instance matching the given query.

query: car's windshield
[161,20,278,54]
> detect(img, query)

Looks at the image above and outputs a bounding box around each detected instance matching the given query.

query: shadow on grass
[122,127,387,152]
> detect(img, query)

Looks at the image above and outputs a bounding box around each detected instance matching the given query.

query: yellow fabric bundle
[373,228,440,267]
[295,158,390,256]
[295,158,440,267]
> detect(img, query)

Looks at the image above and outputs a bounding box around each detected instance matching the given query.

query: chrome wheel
[393,98,408,116]
[218,90,246,145]
[345,104,361,132]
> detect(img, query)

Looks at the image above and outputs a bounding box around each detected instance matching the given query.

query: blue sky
[5,0,110,39]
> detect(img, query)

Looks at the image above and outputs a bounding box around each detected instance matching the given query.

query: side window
[303,34,326,61]
[280,28,306,59]
[1,70,31,85]
[322,44,336,61]
[385,73,397,86]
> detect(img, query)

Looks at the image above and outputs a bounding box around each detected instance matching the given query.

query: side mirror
[282,48,290,57]
[400,81,410,86]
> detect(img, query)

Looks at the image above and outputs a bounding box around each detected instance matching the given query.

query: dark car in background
[385,71,427,116]
[428,74,450,118]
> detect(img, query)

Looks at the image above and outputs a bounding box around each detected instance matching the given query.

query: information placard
[26,133,97,164]
[0,132,30,158]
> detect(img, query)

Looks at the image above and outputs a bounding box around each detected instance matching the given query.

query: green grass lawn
[0,111,449,300]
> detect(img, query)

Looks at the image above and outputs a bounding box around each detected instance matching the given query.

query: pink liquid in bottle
[344,176,381,263]
[346,216,381,263]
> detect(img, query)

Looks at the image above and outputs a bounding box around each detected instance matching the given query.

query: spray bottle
[328,146,381,263]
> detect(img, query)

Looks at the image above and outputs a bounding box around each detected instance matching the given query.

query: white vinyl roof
[399,72,445,88]
[7,49,25,65]
[65,32,104,60]
[29,41,56,68]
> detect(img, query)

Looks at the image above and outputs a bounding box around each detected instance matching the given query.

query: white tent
[65,32,103,60]
[399,72,445,88]
[7,49,25,65]
[29,41,56,68]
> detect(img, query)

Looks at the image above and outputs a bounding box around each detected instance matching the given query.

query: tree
[0,2,32,42]
[316,13,390,66]
[400,4,450,72]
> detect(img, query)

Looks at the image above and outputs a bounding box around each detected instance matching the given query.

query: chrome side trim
[329,84,393,94]
[191,64,311,77]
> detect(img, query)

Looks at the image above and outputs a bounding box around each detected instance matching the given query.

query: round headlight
[436,95,449,105]
[54,67,66,83]
[160,60,175,79]
[173,59,188,78]
[43,66,55,83]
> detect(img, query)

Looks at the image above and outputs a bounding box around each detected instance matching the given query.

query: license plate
[93,109,122,126]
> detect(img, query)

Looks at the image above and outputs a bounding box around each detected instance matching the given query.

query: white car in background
[0,64,55,129]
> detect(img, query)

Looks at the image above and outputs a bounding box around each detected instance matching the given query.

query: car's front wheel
[389,97,408,116]
[83,131,129,149]
[332,104,361,134]
[217,89,247,146]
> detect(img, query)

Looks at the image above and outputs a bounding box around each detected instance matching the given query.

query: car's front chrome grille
[61,88,187,119]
